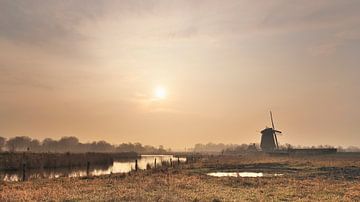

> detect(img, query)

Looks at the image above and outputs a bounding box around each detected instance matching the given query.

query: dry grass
[1,154,360,201]
[0,152,138,171]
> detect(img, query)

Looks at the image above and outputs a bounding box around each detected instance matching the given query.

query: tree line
[193,143,260,154]
[193,142,360,153]
[0,136,168,154]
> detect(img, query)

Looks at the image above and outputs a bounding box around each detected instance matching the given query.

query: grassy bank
[0,152,138,171]
[1,154,360,201]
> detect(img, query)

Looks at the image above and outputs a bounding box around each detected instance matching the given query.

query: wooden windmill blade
[270,111,275,129]
[270,111,279,149]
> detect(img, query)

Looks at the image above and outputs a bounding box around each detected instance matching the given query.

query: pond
[1,155,186,182]
[207,172,283,178]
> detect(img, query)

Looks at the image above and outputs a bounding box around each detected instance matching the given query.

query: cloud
[1,0,359,51]
[0,0,157,55]
[308,42,341,56]
[260,1,360,32]
[0,1,88,45]
[167,26,199,39]
[0,67,54,91]
[308,29,360,56]
[335,30,360,40]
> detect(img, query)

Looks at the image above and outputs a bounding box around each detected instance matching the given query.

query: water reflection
[207,172,283,178]
[0,155,186,182]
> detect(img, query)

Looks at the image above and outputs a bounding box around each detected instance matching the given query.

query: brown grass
[1,154,360,201]
[0,152,138,171]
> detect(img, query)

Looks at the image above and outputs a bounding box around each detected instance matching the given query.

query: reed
[0,152,138,171]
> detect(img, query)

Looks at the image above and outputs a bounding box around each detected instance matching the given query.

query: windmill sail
[270,111,279,149]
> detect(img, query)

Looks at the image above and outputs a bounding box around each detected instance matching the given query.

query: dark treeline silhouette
[0,136,167,154]
[193,143,258,153]
[193,142,360,154]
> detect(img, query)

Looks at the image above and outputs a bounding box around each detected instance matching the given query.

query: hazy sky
[1,0,360,149]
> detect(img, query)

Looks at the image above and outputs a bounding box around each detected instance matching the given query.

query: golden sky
[1,0,360,149]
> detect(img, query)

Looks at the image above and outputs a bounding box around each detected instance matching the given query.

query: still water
[207,172,283,178]
[1,155,186,182]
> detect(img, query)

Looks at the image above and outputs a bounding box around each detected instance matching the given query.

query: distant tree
[337,146,345,152]
[158,145,166,153]
[42,138,58,152]
[194,143,204,152]
[116,143,135,152]
[0,136,6,152]
[346,146,360,152]
[134,143,144,152]
[6,136,32,152]
[2,136,171,154]
[58,136,79,152]
[29,139,41,152]
[285,143,293,149]
[90,141,113,152]
[194,143,237,153]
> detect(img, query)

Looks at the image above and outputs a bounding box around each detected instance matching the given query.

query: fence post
[154,158,157,169]
[170,158,173,167]
[177,157,180,166]
[86,161,90,177]
[22,163,26,181]
[135,159,138,171]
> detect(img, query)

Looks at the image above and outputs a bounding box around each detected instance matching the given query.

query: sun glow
[154,86,167,100]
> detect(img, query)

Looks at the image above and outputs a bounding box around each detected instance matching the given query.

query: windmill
[260,111,283,152]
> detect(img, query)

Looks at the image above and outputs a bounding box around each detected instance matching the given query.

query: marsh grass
[1,153,360,201]
[0,152,138,171]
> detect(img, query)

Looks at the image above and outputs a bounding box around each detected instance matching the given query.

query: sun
[154,86,167,99]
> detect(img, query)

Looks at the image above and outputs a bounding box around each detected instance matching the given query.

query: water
[0,155,186,182]
[207,172,283,178]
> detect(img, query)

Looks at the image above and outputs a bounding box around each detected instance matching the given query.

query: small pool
[207,172,283,178]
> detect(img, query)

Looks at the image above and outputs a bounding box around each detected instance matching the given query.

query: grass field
[1,153,360,201]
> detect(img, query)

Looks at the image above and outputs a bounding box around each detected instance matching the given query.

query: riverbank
[1,154,360,201]
[0,152,138,171]
[1,154,183,181]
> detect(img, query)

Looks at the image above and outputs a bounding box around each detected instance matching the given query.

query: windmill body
[260,111,282,152]
[260,128,278,152]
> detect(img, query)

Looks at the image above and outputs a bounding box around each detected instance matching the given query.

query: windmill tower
[260,111,282,152]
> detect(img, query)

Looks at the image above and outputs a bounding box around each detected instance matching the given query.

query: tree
[0,136,6,152]
[58,136,79,152]
[6,136,32,152]
[42,138,58,152]
[90,141,113,152]
[29,139,41,152]
[158,145,166,153]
